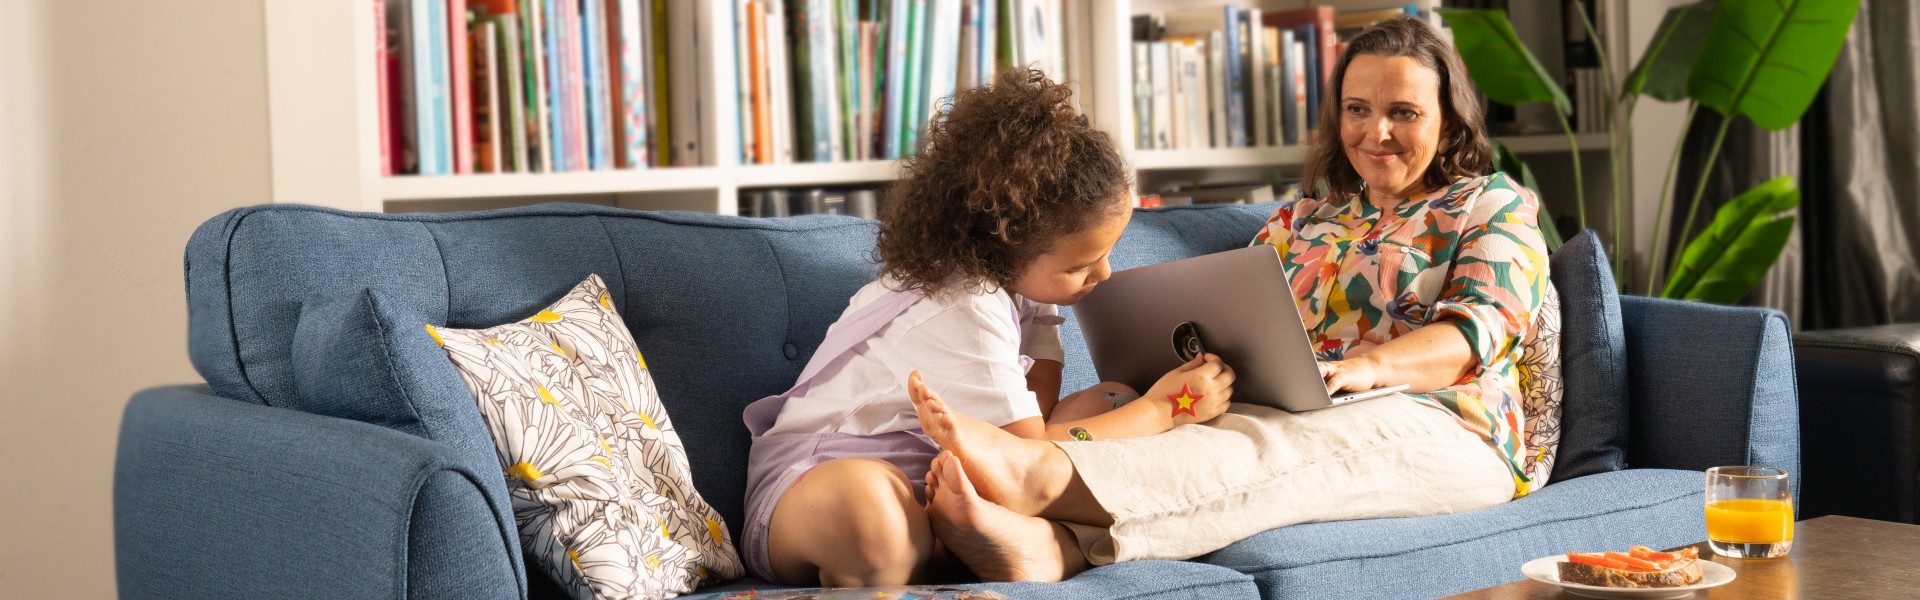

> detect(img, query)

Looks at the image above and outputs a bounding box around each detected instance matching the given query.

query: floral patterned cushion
[432,274,744,598]
[1516,283,1564,487]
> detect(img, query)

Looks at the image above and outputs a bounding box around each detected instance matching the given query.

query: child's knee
[794,460,933,585]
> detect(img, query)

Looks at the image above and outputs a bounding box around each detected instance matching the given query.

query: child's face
[1009,202,1132,305]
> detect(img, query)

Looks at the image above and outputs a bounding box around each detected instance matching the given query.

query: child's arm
[1001,354,1236,442]
[1026,359,1064,419]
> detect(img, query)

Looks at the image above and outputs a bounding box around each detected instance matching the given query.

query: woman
[908,16,1553,581]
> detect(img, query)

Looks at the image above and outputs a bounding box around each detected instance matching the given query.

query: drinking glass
[1704,466,1794,558]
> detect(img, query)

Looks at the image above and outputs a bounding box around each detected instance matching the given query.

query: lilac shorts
[741,429,940,583]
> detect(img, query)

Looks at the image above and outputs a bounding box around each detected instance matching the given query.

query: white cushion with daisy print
[431,274,743,599]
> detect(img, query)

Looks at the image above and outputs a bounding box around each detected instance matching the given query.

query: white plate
[1520,556,1737,599]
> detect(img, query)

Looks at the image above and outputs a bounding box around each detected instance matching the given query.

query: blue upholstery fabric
[1197,469,1708,599]
[289,288,523,567]
[115,385,522,599]
[685,560,1259,600]
[1621,296,1801,503]
[1545,230,1630,483]
[1058,203,1280,392]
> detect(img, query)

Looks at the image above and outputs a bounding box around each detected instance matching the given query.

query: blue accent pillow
[1546,230,1629,482]
[289,288,524,566]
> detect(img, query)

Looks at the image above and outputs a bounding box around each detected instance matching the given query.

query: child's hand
[1145,353,1235,426]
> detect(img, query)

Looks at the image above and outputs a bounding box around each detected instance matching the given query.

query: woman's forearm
[1350,321,1477,393]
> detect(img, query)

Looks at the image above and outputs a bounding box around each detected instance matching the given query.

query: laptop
[1072,245,1409,412]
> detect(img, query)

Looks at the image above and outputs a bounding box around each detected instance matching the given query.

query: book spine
[376,0,393,176]
[1313,16,1333,132]
[1246,9,1266,147]
[413,0,449,174]
[501,16,527,171]
[881,0,909,159]
[585,0,611,170]
[749,1,771,163]
[858,20,875,161]
[810,0,838,162]
[976,0,994,85]
[1278,28,1295,147]
[1150,41,1170,150]
[899,0,925,156]
[735,0,756,165]
[476,20,500,172]
[1222,5,1243,148]
[620,0,650,167]
[768,0,794,163]
[1132,41,1150,149]
[650,0,672,165]
[1207,30,1225,149]
[668,0,700,165]
[838,0,857,161]
[957,0,977,93]
[393,0,420,174]
[564,0,588,170]
[523,0,549,172]
[451,0,474,174]
[927,0,959,122]
[1291,38,1306,146]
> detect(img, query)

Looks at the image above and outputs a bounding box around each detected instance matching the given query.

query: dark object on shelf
[847,189,879,219]
[1161,183,1277,205]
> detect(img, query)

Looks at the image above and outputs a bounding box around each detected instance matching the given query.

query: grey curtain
[1669,0,1919,330]
[1798,0,1920,329]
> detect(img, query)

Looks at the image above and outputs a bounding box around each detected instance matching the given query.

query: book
[615,0,650,168]
[1166,41,1186,149]
[1162,4,1241,147]
[1278,27,1297,147]
[524,0,553,172]
[1262,8,1334,133]
[839,0,859,161]
[857,20,876,160]
[376,0,395,175]
[1131,41,1151,149]
[975,0,995,86]
[925,0,961,125]
[498,13,529,172]
[958,0,978,91]
[1245,8,1267,147]
[748,1,772,163]
[667,0,700,165]
[1149,41,1170,150]
[1289,37,1307,145]
[649,0,672,164]
[767,0,795,163]
[900,0,926,156]
[384,0,417,174]
[451,0,475,174]
[474,19,500,172]
[1207,30,1226,148]
[563,0,590,170]
[735,0,756,165]
[584,0,613,170]
[414,0,452,174]
[881,0,910,158]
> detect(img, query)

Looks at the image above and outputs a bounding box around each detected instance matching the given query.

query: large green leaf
[1687,0,1860,130]
[1623,2,1718,102]
[1491,139,1561,251]
[1437,9,1571,115]
[1662,176,1799,303]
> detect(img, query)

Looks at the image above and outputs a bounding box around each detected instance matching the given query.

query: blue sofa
[115,203,1798,599]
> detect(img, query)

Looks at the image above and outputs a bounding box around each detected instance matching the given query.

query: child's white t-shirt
[761,278,1065,437]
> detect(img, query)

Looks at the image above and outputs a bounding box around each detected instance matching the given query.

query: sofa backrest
[184,202,1277,539]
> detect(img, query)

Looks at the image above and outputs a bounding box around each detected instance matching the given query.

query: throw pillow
[1546,230,1629,483]
[432,274,745,599]
[1516,284,1564,486]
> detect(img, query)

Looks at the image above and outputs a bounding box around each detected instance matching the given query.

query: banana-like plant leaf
[1687,0,1860,130]
[1623,2,1717,102]
[1662,176,1799,303]
[1437,9,1571,115]
[1491,139,1561,251]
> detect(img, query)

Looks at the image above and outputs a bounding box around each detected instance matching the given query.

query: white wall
[0,1,270,596]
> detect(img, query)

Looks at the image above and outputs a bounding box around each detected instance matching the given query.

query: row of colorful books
[1138,180,1304,209]
[738,187,883,218]
[379,0,699,177]
[735,0,1077,165]
[1129,5,1423,152]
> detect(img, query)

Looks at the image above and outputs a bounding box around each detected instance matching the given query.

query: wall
[0,1,271,597]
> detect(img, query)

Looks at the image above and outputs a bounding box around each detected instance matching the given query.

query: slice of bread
[1558,557,1704,588]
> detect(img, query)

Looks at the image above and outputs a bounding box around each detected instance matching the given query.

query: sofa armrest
[1619,297,1799,495]
[114,385,523,600]
[1793,324,1920,522]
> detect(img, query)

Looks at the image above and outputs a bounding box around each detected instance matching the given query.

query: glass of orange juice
[1704,466,1794,558]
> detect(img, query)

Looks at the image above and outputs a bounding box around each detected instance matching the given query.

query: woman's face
[1339,54,1446,201]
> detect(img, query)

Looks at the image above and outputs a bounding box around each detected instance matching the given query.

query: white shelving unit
[263,0,1630,216]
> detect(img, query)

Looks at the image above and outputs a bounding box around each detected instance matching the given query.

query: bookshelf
[264,0,1635,220]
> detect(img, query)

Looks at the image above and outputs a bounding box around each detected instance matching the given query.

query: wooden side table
[1444,516,1920,599]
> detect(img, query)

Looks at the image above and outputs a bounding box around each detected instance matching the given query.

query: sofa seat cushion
[674,559,1260,600]
[1197,469,1707,599]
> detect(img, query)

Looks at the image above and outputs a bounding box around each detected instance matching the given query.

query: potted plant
[1439,0,1860,303]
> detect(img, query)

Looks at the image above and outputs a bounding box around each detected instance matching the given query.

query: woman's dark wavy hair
[874,67,1130,296]
[1302,16,1492,200]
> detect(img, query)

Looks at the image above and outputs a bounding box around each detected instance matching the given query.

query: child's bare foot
[907,371,1071,518]
[925,453,1084,582]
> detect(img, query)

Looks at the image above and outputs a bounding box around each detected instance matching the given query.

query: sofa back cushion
[188,205,877,541]
[1545,230,1629,482]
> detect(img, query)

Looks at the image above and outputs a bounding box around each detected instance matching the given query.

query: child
[740,69,1236,588]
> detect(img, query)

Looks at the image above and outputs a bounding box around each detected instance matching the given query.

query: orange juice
[1705,498,1794,543]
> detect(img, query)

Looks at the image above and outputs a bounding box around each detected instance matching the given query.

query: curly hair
[1302,16,1492,200]
[874,68,1130,296]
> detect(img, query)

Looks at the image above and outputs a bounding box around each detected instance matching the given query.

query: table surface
[1443,516,1920,599]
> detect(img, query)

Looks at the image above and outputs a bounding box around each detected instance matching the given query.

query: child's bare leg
[1049,382,1139,424]
[925,453,1089,582]
[766,458,937,587]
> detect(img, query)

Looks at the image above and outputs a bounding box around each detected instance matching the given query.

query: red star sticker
[1168,384,1203,418]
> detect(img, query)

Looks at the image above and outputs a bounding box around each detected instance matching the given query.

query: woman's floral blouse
[1255,172,1550,496]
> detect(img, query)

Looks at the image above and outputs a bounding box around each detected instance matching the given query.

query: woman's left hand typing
[1317,357,1384,394]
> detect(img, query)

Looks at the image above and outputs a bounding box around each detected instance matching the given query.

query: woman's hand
[1144,354,1235,425]
[1318,357,1384,394]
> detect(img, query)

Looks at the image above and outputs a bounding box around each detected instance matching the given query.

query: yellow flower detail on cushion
[656,515,670,539]
[568,548,582,570]
[587,456,611,467]
[531,310,564,323]
[707,518,724,544]
[599,293,612,309]
[550,342,572,362]
[635,349,648,370]
[486,338,501,345]
[644,555,660,570]
[698,566,708,580]
[598,437,615,456]
[507,462,544,483]
[637,411,657,430]
[424,324,444,346]
[537,385,563,407]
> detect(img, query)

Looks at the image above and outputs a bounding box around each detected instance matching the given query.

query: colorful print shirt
[1254,172,1550,497]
